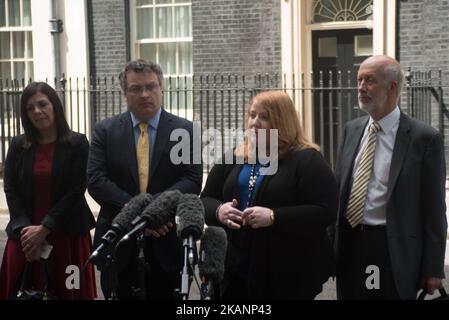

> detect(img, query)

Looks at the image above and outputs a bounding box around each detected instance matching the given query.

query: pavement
[0,179,448,300]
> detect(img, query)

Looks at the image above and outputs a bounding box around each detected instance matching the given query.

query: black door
[312,29,372,167]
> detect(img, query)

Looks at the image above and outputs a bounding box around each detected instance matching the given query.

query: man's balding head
[361,56,404,94]
[357,55,404,120]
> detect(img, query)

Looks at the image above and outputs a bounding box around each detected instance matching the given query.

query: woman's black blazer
[4,132,96,239]
[201,148,338,299]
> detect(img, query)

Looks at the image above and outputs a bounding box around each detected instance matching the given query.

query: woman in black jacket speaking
[201,90,338,300]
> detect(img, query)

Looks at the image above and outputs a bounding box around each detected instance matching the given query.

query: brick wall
[398,0,449,170]
[398,0,449,75]
[191,0,282,141]
[398,0,449,107]
[87,0,129,77]
[191,0,282,75]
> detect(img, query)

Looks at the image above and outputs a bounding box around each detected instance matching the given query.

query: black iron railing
[0,70,446,174]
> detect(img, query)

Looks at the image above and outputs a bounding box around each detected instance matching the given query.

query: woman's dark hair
[20,82,71,147]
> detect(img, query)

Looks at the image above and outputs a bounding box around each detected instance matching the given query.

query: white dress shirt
[351,107,401,226]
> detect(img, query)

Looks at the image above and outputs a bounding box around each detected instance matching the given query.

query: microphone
[141,190,182,229]
[87,227,120,265]
[175,193,205,241]
[199,226,227,283]
[117,190,183,244]
[87,193,153,267]
[175,194,205,300]
[198,226,227,300]
[112,193,154,231]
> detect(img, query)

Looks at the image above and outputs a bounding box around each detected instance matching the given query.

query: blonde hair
[235,90,319,161]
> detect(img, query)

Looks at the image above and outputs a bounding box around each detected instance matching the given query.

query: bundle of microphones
[85,190,227,300]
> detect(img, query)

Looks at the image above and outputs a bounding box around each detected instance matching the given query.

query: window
[318,37,337,57]
[312,0,373,23]
[132,0,192,115]
[0,0,33,80]
[355,34,373,56]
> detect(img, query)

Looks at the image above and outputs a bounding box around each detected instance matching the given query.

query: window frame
[129,0,193,115]
[0,0,33,80]
[309,0,374,24]
[130,0,193,78]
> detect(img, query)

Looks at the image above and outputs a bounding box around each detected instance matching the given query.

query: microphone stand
[104,253,119,300]
[178,236,195,300]
[117,220,147,245]
[200,279,213,300]
[113,228,149,300]
[132,231,149,300]
[86,229,119,300]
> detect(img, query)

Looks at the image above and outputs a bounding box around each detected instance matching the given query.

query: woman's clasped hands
[217,199,273,230]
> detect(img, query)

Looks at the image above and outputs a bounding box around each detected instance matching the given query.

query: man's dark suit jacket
[334,112,447,299]
[87,109,202,273]
[4,132,95,239]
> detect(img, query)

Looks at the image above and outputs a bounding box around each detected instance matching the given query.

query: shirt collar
[368,106,400,134]
[130,107,162,130]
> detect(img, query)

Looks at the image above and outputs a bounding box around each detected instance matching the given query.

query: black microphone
[87,193,153,266]
[198,226,227,300]
[87,227,120,266]
[141,190,182,229]
[175,193,205,300]
[175,193,205,241]
[117,190,183,244]
[112,193,154,230]
[199,226,227,283]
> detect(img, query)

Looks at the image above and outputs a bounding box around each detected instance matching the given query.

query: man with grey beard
[333,55,447,300]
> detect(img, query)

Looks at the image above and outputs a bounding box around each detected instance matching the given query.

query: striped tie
[137,122,150,194]
[346,122,381,227]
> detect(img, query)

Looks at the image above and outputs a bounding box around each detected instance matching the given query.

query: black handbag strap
[19,258,53,292]
[18,263,30,291]
[417,288,448,300]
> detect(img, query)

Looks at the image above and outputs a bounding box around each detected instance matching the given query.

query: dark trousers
[336,221,400,300]
[100,240,180,300]
[221,275,249,300]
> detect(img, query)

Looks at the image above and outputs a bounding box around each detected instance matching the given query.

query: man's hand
[421,277,444,295]
[144,222,174,238]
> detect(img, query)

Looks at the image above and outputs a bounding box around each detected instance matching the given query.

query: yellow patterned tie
[346,122,381,227]
[136,122,150,194]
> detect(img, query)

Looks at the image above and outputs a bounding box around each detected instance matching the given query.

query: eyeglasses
[127,82,160,94]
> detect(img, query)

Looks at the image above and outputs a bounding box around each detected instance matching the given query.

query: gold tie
[137,122,150,194]
[346,122,381,227]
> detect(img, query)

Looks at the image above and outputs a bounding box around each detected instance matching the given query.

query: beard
[359,93,387,115]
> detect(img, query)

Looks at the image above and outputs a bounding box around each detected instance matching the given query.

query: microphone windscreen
[199,226,227,283]
[176,193,205,241]
[141,190,182,229]
[112,193,153,232]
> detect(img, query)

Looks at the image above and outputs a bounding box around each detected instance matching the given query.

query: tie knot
[370,122,381,134]
[139,122,148,133]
